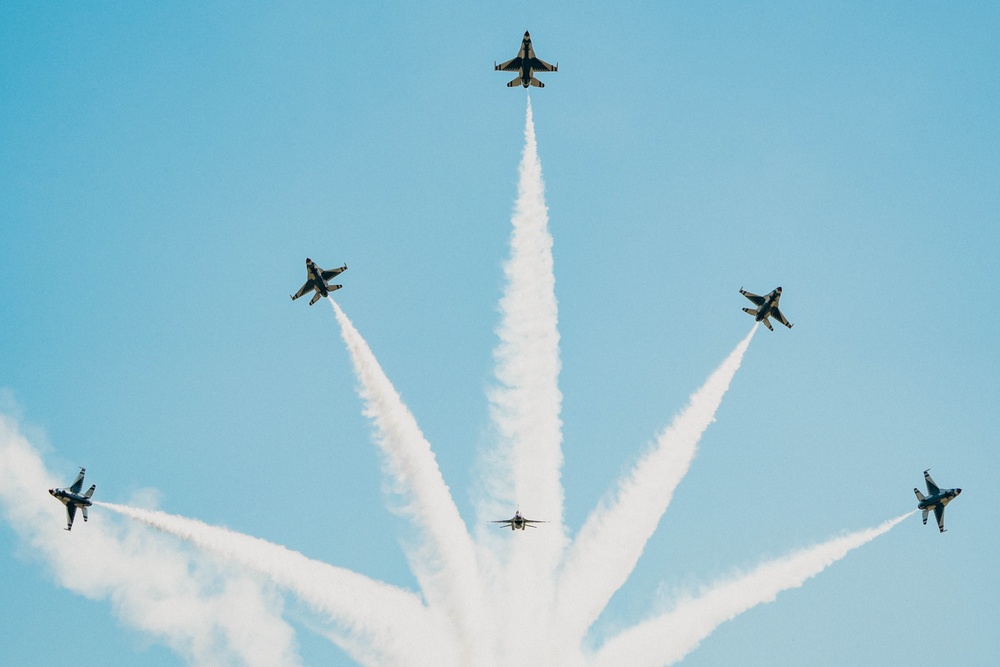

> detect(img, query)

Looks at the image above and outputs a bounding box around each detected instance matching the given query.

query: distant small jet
[491,508,546,531]
[291,258,347,306]
[914,469,962,533]
[739,286,793,331]
[495,31,558,88]
[49,468,95,531]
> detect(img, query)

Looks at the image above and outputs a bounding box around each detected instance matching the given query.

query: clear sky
[2,2,998,665]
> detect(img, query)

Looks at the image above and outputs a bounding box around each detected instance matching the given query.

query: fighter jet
[491,508,546,531]
[48,468,95,531]
[739,286,793,331]
[290,257,347,306]
[495,31,558,88]
[914,469,962,533]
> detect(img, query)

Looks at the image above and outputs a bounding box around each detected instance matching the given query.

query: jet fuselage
[917,488,961,511]
[48,487,93,509]
[754,289,781,322]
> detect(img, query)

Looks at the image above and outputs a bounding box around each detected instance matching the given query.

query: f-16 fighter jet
[739,286,793,331]
[49,468,95,531]
[495,31,558,88]
[914,469,962,533]
[291,258,347,306]
[491,509,547,531]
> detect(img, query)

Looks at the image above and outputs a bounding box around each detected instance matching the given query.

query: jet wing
[924,471,940,495]
[934,505,946,532]
[771,307,793,329]
[66,504,76,530]
[321,265,347,280]
[740,289,766,306]
[530,58,557,73]
[291,281,314,301]
[495,57,523,72]
[68,468,86,494]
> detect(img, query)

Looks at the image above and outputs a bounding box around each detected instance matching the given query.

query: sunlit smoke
[98,500,445,666]
[557,325,758,643]
[0,414,303,667]
[0,90,915,667]
[483,95,567,664]
[328,298,489,664]
[592,512,914,667]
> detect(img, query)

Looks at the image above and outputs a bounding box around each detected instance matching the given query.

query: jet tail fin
[914,488,926,502]
[84,485,96,499]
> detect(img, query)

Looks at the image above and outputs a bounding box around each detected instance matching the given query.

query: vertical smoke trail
[592,512,914,667]
[487,96,566,664]
[99,501,449,667]
[490,96,564,522]
[329,298,487,665]
[556,326,757,645]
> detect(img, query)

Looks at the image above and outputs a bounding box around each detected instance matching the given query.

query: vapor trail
[557,326,757,643]
[328,298,487,665]
[100,501,448,666]
[0,414,303,667]
[592,512,914,667]
[489,96,564,522]
[486,96,566,664]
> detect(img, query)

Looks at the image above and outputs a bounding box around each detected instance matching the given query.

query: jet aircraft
[914,469,962,533]
[48,468,95,531]
[495,31,558,88]
[739,286,793,331]
[290,257,347,305]
[491,509,546,531]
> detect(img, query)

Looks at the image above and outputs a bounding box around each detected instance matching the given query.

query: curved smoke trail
[592,511,914,667]
[99,501,447,666]
[328,298,488,665]
[557,325,758,645]
[0,415,303,667]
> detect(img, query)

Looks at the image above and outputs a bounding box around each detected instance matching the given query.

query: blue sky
[2,2,998,665]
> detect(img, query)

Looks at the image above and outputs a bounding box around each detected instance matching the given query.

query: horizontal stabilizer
[922,509,929,525]
[529,76,544,88]
[507,76,522,87]
[742,307,758,317]
[309,292,322,306]
[914,488,926,501]
[84,485,95,499]
[82,506,89,521]
[328,284,343,292]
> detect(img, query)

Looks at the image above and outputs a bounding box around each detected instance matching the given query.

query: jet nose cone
[957,488,962,495]
[524,31,530,37]
[48,489,54,495]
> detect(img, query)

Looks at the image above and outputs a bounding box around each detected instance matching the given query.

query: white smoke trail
[592,512,914,667]
[556,326,758,645]
[484,96,566,665]
[328,298,488,665]
[489,96,564,522]
[0,413,303,667]
[99,501,449,667]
